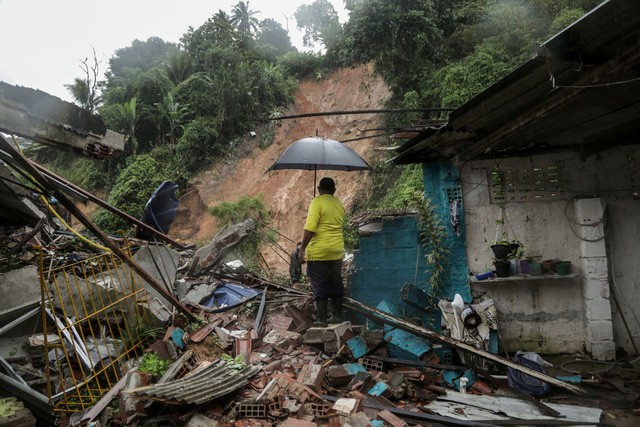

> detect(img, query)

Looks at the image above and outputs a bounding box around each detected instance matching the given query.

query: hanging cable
[10,135,111,252]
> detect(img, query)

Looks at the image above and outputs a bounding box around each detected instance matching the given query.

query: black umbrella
[266,137,371,195]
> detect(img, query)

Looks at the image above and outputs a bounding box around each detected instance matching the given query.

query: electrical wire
[563,196,607,242]
[10,135,111,252]
[560,358,616,375]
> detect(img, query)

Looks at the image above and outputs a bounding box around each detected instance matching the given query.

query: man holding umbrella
[299,177,345,327]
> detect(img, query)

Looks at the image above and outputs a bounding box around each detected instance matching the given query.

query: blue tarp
[200,283,261,313]
[137,181,179,240]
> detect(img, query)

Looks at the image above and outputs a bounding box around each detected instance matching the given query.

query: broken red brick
[277,418,316,427]
[377,409,408,427]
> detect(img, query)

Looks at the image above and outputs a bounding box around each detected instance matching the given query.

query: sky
[0,0,347,102]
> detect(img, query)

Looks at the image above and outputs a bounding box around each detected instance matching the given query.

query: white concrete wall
[460,146,640,357]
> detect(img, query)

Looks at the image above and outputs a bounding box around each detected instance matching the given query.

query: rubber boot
[328,297,343,324]
[313,300,328,327]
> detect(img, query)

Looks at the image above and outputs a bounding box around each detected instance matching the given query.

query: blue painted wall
[350,216,428,316]
[422,163,472,302]
[349,163,472,326]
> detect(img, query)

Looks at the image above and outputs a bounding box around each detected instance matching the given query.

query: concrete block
[585,298,613,321]
[587,320,614,342]
[573,197,604,224]
[332,398,359,415]
[263,330,302,347]
[589,340,616,361]
[582,278,610,300]
[580,239,606,258]
[297,364,325,391]
[0,265,40,317]
[579,257,608,279]
[185,413,219,427]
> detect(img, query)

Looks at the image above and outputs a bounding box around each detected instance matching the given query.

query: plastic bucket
[555,261,572,275]
[529,261,542,276]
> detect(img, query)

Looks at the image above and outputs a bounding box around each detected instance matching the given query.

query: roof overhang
[393,0,640,165]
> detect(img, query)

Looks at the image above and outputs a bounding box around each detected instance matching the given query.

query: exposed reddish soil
[170,64,390,273]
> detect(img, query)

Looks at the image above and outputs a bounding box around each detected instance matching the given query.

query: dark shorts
[307,260,343,301]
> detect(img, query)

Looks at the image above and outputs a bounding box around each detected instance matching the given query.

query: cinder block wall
[461,146,640,358]
[350,216,429,316]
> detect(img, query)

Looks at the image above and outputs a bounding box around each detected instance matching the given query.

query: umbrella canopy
[266,137,371,195]
[266,137,371,172]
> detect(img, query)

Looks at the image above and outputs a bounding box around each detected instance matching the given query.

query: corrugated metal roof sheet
[133,360,261,405]
[393,0,640,164]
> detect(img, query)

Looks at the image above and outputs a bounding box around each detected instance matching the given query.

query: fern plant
[411,191,449,297]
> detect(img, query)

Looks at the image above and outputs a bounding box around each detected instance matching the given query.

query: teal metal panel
[367,381,389,396]
[343,363,368,375]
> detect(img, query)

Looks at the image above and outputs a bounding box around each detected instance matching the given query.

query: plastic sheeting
[137,181,179,240]
[200,283,261,313]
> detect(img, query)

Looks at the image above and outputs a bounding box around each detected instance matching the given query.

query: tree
[107,37,175,82]
[295,0,342,50]
[342,0,443,96]
[180,10,237,68]
[154,93,188,147]
[116,97,139,154]
[164,49,194,86]
[65,47,102,113]
[257,18,294,57]
[230,1,260,36]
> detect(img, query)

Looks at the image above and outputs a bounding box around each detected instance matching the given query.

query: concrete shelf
[470,273,578,283]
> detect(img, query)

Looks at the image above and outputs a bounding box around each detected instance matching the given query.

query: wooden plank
[343,297,585,395]
[29,161,188,250]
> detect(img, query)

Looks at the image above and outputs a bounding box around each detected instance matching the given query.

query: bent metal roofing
[133,360,261,405]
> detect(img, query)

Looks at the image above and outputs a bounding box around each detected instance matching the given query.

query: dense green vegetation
[39,0,600,237]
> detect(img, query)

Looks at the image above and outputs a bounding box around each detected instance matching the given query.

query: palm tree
[230,1,260,35]
[154,93,188,148]
[212,10,236,43]
[165,50,194,86]
[116,97,139,154]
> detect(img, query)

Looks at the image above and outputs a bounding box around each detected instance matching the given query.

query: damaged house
[358,0,640,362]
[2,1,640,425]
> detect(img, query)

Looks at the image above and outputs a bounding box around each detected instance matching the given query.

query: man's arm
[299,229,315,264]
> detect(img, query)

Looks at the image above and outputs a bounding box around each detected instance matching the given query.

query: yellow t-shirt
[304,194,345,261]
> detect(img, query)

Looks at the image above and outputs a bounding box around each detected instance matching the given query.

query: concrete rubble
[0,153,638,427]
[2,214,640,427]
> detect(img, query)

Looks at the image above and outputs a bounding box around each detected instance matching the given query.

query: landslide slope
[171,64,390,273]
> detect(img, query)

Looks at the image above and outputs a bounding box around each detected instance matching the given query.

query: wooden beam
[0,136,196,321]
[29,160,188,250]
[343,297,585,395]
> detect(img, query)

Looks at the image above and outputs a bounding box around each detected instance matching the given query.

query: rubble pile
[1,217,638,427]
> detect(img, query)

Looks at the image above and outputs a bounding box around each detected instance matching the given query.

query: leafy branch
[411,191,449,297]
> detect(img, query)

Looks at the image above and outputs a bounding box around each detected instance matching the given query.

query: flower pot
[491,244,510,260]
[494,259,511,277]
[554,261,572,275]
[529,261,542,276]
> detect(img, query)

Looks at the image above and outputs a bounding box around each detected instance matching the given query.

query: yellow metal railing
[38,247,155,413]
